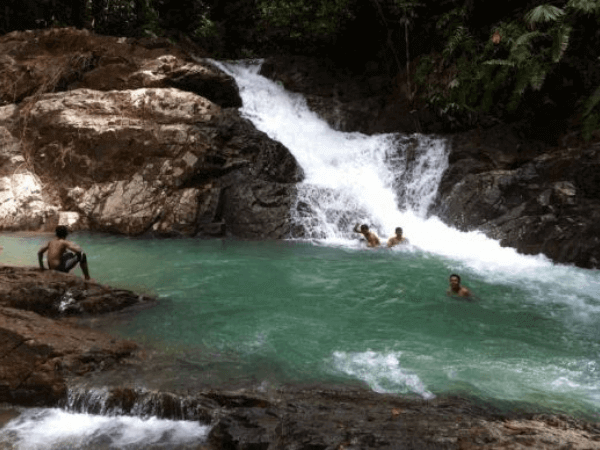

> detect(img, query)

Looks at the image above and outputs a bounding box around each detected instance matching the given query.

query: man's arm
[353,223,361,234]
[38,244,48,269]
[65,241,83,255]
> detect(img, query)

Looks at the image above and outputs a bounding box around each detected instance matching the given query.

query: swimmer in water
[387,227,408,247]
[353,223,380,248]
[446,274,472,298]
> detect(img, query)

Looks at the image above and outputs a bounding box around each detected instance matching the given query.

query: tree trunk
[404,19,412,101]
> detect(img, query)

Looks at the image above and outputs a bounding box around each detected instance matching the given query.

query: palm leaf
[567,0,600,14]
[525,5,565,26]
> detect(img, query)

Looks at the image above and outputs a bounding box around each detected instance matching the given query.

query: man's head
[55,225,69,239]
[360,224,369,232]
[449,274,461,288]
[395,227,403,236]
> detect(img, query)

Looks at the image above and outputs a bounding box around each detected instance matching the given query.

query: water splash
[331,350,435,399]
[0,408,209,450]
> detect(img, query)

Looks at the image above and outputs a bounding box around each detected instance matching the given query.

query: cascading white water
[0,408,209,450]
[211,61,448,242]
[212,60,600,308]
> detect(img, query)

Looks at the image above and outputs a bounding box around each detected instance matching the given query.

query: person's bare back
[38,226,91,280]
[43,239,82,270]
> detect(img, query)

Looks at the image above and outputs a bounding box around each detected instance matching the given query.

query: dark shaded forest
[2,0,599,140]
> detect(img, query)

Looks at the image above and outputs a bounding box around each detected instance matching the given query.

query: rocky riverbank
[0,265,152,406]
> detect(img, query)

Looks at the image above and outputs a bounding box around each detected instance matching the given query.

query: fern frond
[552,25,572,62]
[567,0,600,15]
[525,5,565,26]
[443,25,469,60]
[583,85,600,117]
[529,64,547,90]
[513,31,543,48]
[509,31,542,65]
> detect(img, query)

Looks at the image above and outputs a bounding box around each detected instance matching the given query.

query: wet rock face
[0,266,146,407]
[260,55,440,135]
[434,125,600,269]
[205,389,600,450]
[0,28,303,239]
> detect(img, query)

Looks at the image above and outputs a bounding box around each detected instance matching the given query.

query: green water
[2,233,599,420]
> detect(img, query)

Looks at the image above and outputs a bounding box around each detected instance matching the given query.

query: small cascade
[62,386,214,422]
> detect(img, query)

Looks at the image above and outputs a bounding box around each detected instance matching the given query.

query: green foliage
[567,0,600,15]
[551,24,572,62]
[138,1,162,37]
[257,0,351,39]
[393,0,423,20]
[582,84,600,141]
[443,25,473,61]
[193,13,217,39]
[524,4,565,27]
[419,1,599,129]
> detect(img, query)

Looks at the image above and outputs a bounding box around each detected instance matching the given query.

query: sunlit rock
[0,28,303,238]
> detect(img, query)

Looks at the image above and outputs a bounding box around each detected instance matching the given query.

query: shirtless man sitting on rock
[354,223,380,248]
[38,225,91,281]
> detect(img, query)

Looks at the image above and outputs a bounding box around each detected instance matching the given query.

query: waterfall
[209,60,597,295]
[211,60,448,243]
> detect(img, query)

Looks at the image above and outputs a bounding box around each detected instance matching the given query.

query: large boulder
[0,29,303,238]
[0,28,241,108]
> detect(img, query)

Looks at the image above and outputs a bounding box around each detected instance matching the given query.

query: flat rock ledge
[0,265,153,406]
[0,265,598,449]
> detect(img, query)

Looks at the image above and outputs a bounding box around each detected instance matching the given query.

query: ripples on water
[1,235,599,422]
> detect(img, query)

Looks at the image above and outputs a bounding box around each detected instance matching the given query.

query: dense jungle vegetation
[1,0,599,140]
